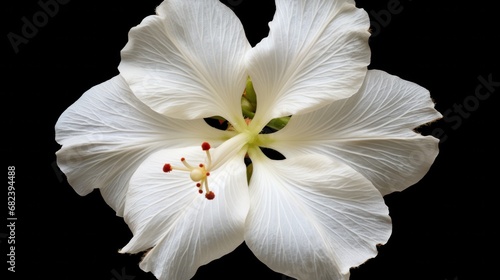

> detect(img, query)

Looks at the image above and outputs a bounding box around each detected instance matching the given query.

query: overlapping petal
[247,0,371,126]
[55,75,232,216]
[122,146,249,280]
[245,150,391,279]
[266,70,442,195]
[118,0,250,129]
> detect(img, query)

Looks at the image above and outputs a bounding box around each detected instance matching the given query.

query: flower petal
[267,70,442,195]
[121,146,249,280]
[118,0,251,129]
[245,151,391,279]
[247,0,370,125]
[55,75,232,216]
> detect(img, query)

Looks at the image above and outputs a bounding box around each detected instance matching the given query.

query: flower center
[161,78,291,201]
[163,142,215,200]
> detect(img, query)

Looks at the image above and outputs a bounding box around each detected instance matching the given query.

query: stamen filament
[205,150,212,168]
[181,158,195,169]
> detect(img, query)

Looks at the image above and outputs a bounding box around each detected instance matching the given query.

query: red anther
[181,157,186,161]
[199,163,204,168]
[206,172,210,176]
[198,189,203,194]
[201,142,211,151]
[205,191,215,200]
[163,164,172,173]
[196,183,201,187]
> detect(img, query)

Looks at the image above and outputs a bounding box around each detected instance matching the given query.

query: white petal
[122,147,249,280]
[118,0,251,129]
[268,70,442,195]
[245,151,391,279]
[55,75,232,216]
[247,0,370,125]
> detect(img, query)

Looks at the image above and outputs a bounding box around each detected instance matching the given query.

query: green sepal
[245,76,257,108]
[266,116,290,131]
[241,96,255,119]
[246,162,253,184]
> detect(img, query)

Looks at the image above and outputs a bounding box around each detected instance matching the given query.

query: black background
[2,0,498,279]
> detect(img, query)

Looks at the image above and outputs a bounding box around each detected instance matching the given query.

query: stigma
[163,142,215,200]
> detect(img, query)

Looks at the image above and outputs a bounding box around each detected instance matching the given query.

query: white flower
[55,0,442,279]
